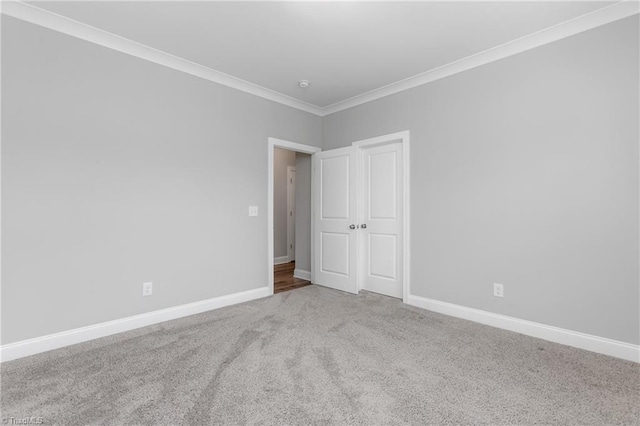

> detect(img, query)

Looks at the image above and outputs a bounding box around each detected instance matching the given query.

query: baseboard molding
[0,287,271,363]
[293,269,311,281]
[274,256,290,265]
[407,295,640,363]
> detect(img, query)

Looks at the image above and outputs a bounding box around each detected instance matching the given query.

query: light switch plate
[249,206,259,216]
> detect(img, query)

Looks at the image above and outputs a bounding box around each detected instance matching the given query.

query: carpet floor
[1,285,639,425]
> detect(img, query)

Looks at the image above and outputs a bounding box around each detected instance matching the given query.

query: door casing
[267,138,321,296]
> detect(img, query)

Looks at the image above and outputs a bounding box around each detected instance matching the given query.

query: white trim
[1,0,323,116]
[3,1,637,118]
[0,0,4,357]
[293,269,311,281]
[268,138,321,295]
[351,131,411,303]
[0,287,270,363]
[320,1,640,116]
[286,166,296,262]
[407,295,640,363]
[273,255,290,265]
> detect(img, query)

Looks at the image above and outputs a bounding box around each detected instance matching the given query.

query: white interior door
[287,167,296,261]
[360,142,403,298]
[313,147,358,294]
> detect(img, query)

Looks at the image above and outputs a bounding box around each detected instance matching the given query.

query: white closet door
[312,147,358,294]
[360,142,403,298]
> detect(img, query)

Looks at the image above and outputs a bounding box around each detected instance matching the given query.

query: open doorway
[273,148,309,293]
[267,138,321,295]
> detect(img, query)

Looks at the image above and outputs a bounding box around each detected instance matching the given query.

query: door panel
[361,142,403,298]
[313,147,358,294]
[369,233,397,280]
[369,151,398,220]
[321,156,350,219]
[321,232,350,276]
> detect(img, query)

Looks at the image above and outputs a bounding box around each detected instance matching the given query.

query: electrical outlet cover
[493,283,504,298]
[143,282,153,296]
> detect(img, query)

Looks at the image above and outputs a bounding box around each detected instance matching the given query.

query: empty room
[1,1,639,424]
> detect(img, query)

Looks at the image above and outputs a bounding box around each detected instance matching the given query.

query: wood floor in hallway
[274,261,311,293]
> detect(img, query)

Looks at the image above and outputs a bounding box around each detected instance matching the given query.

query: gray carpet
[1,285,639,425]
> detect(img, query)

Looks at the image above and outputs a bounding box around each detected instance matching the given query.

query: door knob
[349,224,356,230]
[361,224,367,229]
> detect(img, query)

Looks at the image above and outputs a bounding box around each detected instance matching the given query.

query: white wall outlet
[248,206,259,216]
[493,283,504,298]
[142,282,153,296]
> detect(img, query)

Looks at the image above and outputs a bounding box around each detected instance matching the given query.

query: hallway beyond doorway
[274,262,310,294]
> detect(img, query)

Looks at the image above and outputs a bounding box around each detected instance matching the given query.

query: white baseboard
[0,287,271,363]
[293,269,311,281]
[274,256,290,265]
[407,295,640,363]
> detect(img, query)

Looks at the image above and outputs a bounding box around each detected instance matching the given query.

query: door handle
[361,224,367,229]
[349,224,356,230]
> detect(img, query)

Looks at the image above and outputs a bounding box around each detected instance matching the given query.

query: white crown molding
[407,295,640,363]
[320,0,640,116]
[0,286,270,362]
[0,0,324,116]
[2,1,638,117]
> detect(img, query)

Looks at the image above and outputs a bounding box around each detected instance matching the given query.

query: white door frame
[352,131,411,303]
[287,166,296,262]
[268,137,321,296]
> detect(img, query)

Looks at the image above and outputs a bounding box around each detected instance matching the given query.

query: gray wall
[273,148,296,259]
[294,153,312,273]
[1,16,322,345]
[323,17,639,344]
[3,13,638,348]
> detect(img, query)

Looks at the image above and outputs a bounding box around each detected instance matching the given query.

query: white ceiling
[28,1,615,109]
